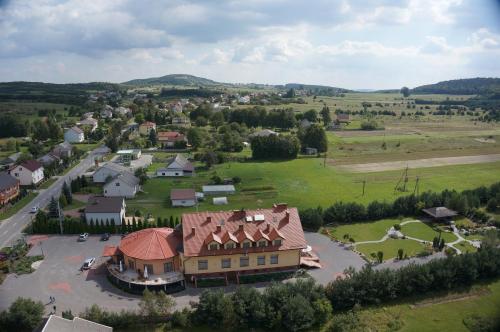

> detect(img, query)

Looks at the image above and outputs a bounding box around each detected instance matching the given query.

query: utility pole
[57,200,63,235]
[362,180,366,196]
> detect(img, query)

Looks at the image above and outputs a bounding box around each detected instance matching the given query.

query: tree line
[300,182,500,230]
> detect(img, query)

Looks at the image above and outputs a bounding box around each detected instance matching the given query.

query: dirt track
[337,154,500,173]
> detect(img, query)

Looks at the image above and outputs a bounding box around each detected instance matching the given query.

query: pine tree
[59,194,67,208]
[138,219,143,230]
[175,217,180,226]
[62,181,72,204]
[157,217,162,227]
[169,216,174,228]
[105,219,110,233]
[48,196,59,218]
[110,219,116,234]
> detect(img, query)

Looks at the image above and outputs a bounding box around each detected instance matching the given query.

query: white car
[30,205,39,214]
[82,257,96,270]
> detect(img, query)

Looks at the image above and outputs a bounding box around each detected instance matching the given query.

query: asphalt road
[0,146,109,248]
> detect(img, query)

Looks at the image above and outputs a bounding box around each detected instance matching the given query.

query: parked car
[30,205,39,214]
[101,233,110,241]
[78,233,89,242]
[81,257,96,270]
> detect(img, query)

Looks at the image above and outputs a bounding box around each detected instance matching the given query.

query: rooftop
[422,206,458,219]
[42,315,112,332]
[119,228,181,260]
[0,172,18,191]
[202,185,235,192]
[170,188,196,201]
[19,159,43,172]
[182,204,307,257]
[85,196,124,214]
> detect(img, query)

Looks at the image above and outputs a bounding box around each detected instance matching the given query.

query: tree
[299,208,324,231]
[62,181,72,204]
[187,128,203,149]
[148,128,157,146]
[250,135,300,160]
[134,168,148,185]
[376,251,384,263]
[193,290,234,328]
[105,136,118,153]
[397,248,404,260]
[139,289,175,318]
[320,106,332,126]
[486,198,498,212]
[400,86,410,98]
[0,297,44,331]
[298,124,328,153]
[303,109,318,122]
[285,88,296,98]
[282,294,315,332]
[48,196,59,218]
[210,112,225,128]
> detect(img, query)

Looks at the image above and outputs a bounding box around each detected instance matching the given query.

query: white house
[64,126,85,143]
[93,163,132,183]
[103,173,140,198]
[10,160,44,186]
[84,196,126,225]
[101,105,114,118]
[170,189,196,207]
[79,118,98,132]
[156,154,194,177]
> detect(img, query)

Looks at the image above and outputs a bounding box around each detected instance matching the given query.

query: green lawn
[127,158,500,218]
[401,222,458,243]
[63,198,86,211]
[327,218,405,243]
[39,178,57,189]
[355,239,426,261]
[358,279,500,332]
[0,193,38,221]
[456,241,478,253]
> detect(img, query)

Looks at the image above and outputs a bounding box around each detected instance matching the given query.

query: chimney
[284,210,290,223]
[238,224,244,232]
[216,225,222,233]
[191,227,196,236]
[94,158,99,167]
[206,216,212,223]
[265,223,270,232]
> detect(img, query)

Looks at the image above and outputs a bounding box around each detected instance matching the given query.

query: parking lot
[0,232,366,314]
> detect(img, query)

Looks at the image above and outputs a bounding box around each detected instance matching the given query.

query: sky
[0,0,499,89]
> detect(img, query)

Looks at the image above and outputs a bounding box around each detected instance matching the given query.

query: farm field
[357,279,500,332]
[126,157,500,218]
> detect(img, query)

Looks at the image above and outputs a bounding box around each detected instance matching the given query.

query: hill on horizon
[411,77,500,95]
[122,74,220,86]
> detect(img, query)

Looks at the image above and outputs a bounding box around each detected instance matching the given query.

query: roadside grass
[10,255,44,274]
[326,218,404,243]
[463,233,484,241]
[73,142,102,152]
[357,279,500,332]
[355,239,426,261]
[401,222,458,243]
[127,158,500,218]
[39,178,57,189]
[0,193,38,221]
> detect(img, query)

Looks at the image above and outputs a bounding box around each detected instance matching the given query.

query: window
[14,173,19,177]
[144,264,154,275]
[242,241,252,249]
[221,258,231,268]
[273,239,282,246]
[240,256,249,267]
[115,182,120,186]
[209,243,219,250]
[257,255,266,265]
[258,240,267,247]
[164,262,174,273]
[128,259,135,270]
[270,255,278,265]
[225,242,235,249]
[198,260,208,270]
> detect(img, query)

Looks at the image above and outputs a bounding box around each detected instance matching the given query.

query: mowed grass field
[401,222,457,243]
[357,279,500,332]
[127,157,500,218]
[356,239,425,261]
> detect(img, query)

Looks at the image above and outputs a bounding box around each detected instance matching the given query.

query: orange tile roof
[119,228,180,260]
[182,205,306,257]
[157,131,185,142]
[102,245,118,257]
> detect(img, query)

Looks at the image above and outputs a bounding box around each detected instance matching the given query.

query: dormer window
[242,241,252,249]
[258,240,267,247]
[225,242,236,249]
[273,239,282,246]
[209,243,219,250]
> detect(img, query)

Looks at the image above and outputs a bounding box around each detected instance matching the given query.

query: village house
[103,173,140,198]
[157,131,187,148]
[156,154,194,177]
[64,126,85,143]
[10,160,44,186]
[0,172,20,205]
[51,142,73,159]
[114,106,131,117]
[0,152,21,170]
[100,105,114,119]
[84,196,126,225]
[139,121,156,136]
[79,118,98,132]
[93,163,133,183]
[42,315,112,332]
[170,188,197,207]
[37,153,61,167]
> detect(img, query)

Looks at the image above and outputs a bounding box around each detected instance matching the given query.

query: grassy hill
[122,74,220,86]
[412,77,500,95]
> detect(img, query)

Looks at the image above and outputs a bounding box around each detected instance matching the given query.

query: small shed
[170,188,197,207]
[422,207,458,221]
[213,197,228,205]
[202,185,236,195]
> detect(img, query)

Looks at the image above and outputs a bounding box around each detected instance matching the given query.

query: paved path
[338,153,500,173]
[0,146,109,248]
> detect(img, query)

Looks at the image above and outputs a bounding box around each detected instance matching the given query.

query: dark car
[101,233,110,241]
